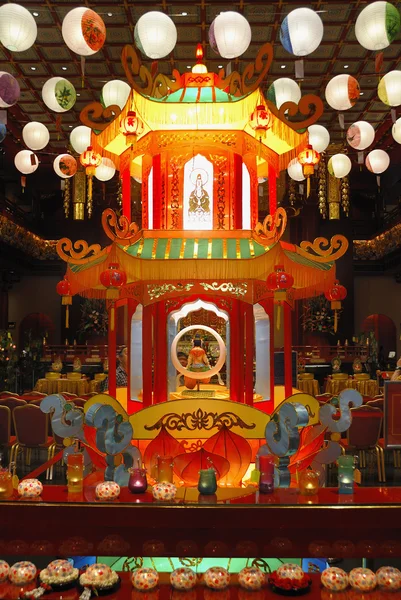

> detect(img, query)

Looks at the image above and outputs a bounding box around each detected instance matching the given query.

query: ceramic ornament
[321,567,349,592]
[131,568,159,591]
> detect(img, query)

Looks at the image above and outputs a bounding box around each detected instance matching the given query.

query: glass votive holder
[67,452,84,494]
[157,455,173,483]
[197,469,217,495]
[338,455,354,494]
[298,469,320,496]
[258,454,274,494]
[128,468,148,494]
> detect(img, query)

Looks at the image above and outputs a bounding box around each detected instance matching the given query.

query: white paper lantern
[378,70,401,107]
[325,74,360,111]
[308,124,330,153]
[134,12,177,59]
[42,77,76,113]
[355,2,400,51]
[392,117,401,143]
[70,125,92,154]
[0,3,37,52]
[0,71,20,108]
[280,8,323,56]
[22,122,49,151]
[366,149,390,174]
[95,157,116,182]
[53,154,77,178]
[328,154,352,178]
[62,7,106,56]
[102,80,131,110]
[267,78,301,109]
[209,12,251,59]
[14,150,38,175]
[287,158,305,182]
[346,121,375,151]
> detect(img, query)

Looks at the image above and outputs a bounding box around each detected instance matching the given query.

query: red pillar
[142,304,153,407]
[108,302,117,398]
[154,302,167,403]
[122,168,131,221]
[284,301,293,398]
[233,153,243,229]
[152,154,161,229]
[126,298,138,414]
[230,299,240,402]
[245,303,254,406]
[268,163,277,215]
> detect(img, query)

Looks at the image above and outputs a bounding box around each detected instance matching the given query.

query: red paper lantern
[249,104,272,140]
[325,279,347,332]
[79,145,101,175]
[266,265,294,329]
[100,263,127,299]
[119,111,144,145]
[203,425,252,486]
[298,144,320,196]
[56,275,72,328]
[143,425,186,479]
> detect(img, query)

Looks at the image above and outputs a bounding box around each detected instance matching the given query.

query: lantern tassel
[334,310,337,333]
[65,305,69,329]
[306,177,310,197]
[110,303,115,332]
[81,56,85,88]
[276,303,281,330]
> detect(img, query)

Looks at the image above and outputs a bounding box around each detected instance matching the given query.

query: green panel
[141,238,154,259]
[240,238,251,259]
[126,240,141,257]
[253,241,268,257]
[155,238,168,259]
[184,238,195,258]
[98,557,301,573]
[197,238,209,259]
[70,253,107,273]
[227,239,237,259]
[284,249,333,271]
[169,238,182,259]
[212,238,223,259]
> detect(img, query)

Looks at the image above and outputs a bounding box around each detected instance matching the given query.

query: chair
[20,391,46,402]
[0,405,16,464]
[316,393,333,404]
[71,398,86,408]
[12,405,56,478]
[0,398,26,436]
[60,392,78,399]
[0,391,18,399]
[340,405,384,483]
[29,397,45,406]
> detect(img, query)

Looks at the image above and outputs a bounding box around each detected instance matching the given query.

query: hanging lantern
[365,149,390,174]
[80,146,101,217]
[101,80,131,110]
[42,77,76,113]
[378,70,401,107]
[249,104,271,139]
[328,154,352,179]
[0,4,37,52]
[0,72,20,108]
[325,74,360,111]
[280,7,323,56]
[119,111,144,145]
[100,263,127,331]
[70,125,92,154]
[22,122,50,151]
[14,150,38,189]
[346,121,375,150]
[392,116,401,143]
[53,154,77,179]
[0,124,5,144]
[267,78,301,110]
[209,11,251,59]
[298,144,320,196]
[325,280,347,333]
[134,11,177,59]
[62,7,106,56]
[355,2,400,51]
[266,265,294,330]
[95,157,116,182]
[287,158,305,182]
[308,124,330,153]
[56,275,72,328]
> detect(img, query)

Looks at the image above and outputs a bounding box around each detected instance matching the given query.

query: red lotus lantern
[119,111,144,145]
[298,144,320,196]
[266,264,294,329]
[325,279,347,333]
[56,275,72,328]
[100,263,127,331]
[79,146,102,218]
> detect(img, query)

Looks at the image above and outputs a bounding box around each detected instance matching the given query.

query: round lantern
[14,150,38,174]
[347,121,375,150]
[366,149,390,174]
[119,111,144,145]
[80,146,101,217]
[298,144,320,196]
[0,124,5,144]
[287,158,305,182]
[325,74,360,111]
[308,124,330,153]
[249,104,271,147]
[22,122,50,151]
[355,2,400,51]
[70,125,92,154]
[56,275,72,328]
[267,77,301,110]
[134,11,177,59]
[100,263,127,331]
[62,7,106,56]
[101,80,131,110]
[280,7,323,56]
[0,4,37,52]
[0,71,20,108]
[392,116,401,143]
[53,154,77,178]
[95,157,116,182]
[267,265,294,329]
[209,11,251,59]
[325,279,347,333]
[378,70,401,107]
[42,77,76,113]
[328,154,352,178]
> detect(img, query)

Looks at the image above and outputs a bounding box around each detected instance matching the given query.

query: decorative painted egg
[95,481,120,500]
[376,566,401,591]
[204,567,230,590]
[349,568,377,592]
[17,479,43,498]
[9,561,37,585]
[40,559,79,585]
[321,567,349,592]
[238,567,265,591]
[80,563,118,589]
[170,567,197,591]
[0,561,9,582]
[276,563,304,581]
[152,482,177,501]
[132,568,159,591]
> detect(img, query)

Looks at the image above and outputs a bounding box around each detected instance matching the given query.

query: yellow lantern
[119,111,144,145]
[79,146,101,217]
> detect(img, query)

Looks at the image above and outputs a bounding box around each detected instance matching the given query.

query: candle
[67,452,84,493]
[299,469,319,496]
[128,468,148,494]
[258,454,274,494]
